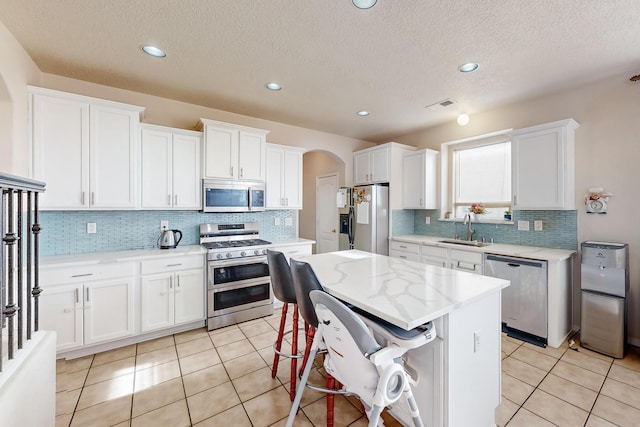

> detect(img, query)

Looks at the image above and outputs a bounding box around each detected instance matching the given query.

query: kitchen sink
[438,239,492,247]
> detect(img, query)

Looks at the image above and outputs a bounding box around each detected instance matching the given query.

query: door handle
[332,229,336,233]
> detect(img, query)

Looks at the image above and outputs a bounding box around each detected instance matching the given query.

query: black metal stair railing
[0,172,45,372]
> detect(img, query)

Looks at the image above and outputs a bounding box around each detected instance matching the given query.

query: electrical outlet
[425,216,431,224]
[517,220,530,231]
[274,218,280,226]
[285,217,293,226]
[87,223,97,234]
[534,220,543,231]
[161,220,169,230]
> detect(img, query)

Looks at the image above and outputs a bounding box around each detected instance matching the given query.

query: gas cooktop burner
[202,239,271,250]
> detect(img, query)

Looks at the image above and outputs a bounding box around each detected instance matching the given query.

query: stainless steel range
[200,223,273,330]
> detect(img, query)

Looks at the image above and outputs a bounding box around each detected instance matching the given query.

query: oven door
[208,279,273,317]
[209,257,270,288]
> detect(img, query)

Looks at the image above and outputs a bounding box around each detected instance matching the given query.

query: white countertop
[40,238,315,269]
[292,250,509,330]
[392,235,575,262]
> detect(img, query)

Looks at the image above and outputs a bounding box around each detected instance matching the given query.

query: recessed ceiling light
[457,113,470,126]
[357,111,370,117]
[352,0,377,9]
[142,45,166,58]
[265,83,282,91]
[459,63,479,73]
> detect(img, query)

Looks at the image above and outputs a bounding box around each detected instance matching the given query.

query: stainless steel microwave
[202,179,266,213]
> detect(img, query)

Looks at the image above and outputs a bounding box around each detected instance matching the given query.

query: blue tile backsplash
[40,210,298,256]
[392,209,577,251]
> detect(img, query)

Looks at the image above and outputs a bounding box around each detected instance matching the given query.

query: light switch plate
[161,220,169,230]
[425,216,431,224]
[534,220,543,231]
[87,223,97,234]
[285,217,293,226]
[517,220,530,231]
[274,218,280,226]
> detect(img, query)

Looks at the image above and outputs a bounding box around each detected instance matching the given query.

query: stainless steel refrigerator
[337,185,389,255]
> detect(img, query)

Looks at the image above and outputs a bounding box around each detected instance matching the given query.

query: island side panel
[445,289,502,427]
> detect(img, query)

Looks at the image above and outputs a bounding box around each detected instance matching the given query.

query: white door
[172,133,201,208]
[353,152,370,185]
[284,149,303,208]
[141,128,172,208]
[204,126,237,179]
[140,274,174,332]
[265,146,284,208]
[84,278,135,344]
[238,131,265,181]
[316,173,339,253]
[174,269,205,324]
[39,284,83,351]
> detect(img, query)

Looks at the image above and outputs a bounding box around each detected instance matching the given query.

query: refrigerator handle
[348,205,355,249]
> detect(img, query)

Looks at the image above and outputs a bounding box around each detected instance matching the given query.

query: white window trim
[440,129,513,222]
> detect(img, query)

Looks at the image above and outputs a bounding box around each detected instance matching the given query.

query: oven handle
[209,278,271,293]
[208,256,268,268]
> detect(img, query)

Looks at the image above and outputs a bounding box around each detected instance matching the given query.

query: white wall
[394,72,640,345]
[0,20,42,175]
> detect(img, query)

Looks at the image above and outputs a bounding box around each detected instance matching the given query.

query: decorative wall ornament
[585,187,612,214]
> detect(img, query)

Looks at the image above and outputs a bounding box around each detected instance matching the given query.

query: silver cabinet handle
[75,288,79,303]
[168,194,171,205]
[170,276,173,289]
[420,198,423,206]
[91,192,95,205]
[86,288,90,302]
[399,245,407,249]
[399,255,407,259]
[166,263,182,267]
[177,275,180,288]
[81,192,85,204]
[285,197,288,206]
[174,194,178,205]
[230,166,234,177]
[240,167,243,178]
[71,273,93,278]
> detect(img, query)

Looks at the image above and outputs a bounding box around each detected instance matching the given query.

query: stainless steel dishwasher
[484,254,548,346]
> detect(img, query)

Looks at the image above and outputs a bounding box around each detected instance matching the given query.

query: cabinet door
[90,105,139,208]
[172,133,201,209]
[84,278,135,345]
[141,128,172,208]
[204,126,237,179]
[403,152,425,208]
[265,146,285,208]
[174,269,205,325]
[238,131,265,181]
[39,284,83,351]
[32,94,90,209]
[353,152,370,185]
[140,274,174,332]
[284,149,303,208]
[370,147,390,183]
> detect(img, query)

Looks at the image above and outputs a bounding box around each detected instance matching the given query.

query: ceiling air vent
[425,99,456,111]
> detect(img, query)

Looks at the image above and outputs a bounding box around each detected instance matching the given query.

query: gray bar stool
[267,250,302,401]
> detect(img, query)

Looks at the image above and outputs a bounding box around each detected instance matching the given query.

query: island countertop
[292,250,509,330]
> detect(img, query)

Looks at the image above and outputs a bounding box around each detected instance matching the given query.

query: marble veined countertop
[392,235,575,261]
[292,250,509,330]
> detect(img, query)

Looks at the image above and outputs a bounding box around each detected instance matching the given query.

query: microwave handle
[248,186,253,211]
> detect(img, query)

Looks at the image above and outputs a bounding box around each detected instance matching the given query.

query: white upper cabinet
[265,143,304,209]
[141,124,201,210]
[30,86,144,210]
[354,145,391,185]
[511,119,579,210]
[199,119,269,181]
[402,149,438,209]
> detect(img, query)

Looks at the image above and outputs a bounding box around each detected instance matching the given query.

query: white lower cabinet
[390,240,483,274]
[389,240,421,262]
[40,263,135,353]
[449,249,483,274]
[140,255,205,333]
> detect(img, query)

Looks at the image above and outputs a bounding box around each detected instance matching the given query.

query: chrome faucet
[463,213,475,241]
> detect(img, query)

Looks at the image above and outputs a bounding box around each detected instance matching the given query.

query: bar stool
[290,259,338,427]
[287,290,434,427]
[267,250,302,401]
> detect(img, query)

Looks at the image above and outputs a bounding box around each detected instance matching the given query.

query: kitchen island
[292,250,510,427]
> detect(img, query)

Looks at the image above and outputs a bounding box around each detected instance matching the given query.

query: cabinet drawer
[422,255,447,268]
[275,244,312,258]
[450,249,483,264]
[390,240,421,254]
[42,262,135,286]
[141,255,204,275]
[421,244,448,259]
[390,250,421,262]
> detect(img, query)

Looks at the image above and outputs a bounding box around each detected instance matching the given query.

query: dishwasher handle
[484,254,545,269]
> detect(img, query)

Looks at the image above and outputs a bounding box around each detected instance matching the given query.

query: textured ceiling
[1,0,639,142]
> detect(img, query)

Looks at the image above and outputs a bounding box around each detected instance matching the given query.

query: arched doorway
[300,150,345,253]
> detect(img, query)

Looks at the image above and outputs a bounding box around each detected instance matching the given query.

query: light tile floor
[55,309,640,427]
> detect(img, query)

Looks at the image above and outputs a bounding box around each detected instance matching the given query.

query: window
[445,133,512,221]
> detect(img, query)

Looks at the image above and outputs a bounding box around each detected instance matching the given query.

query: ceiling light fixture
[142,45,166,58]
[265,83,282,91]
[357,110,370,117]
[352,0,377,9]
[457,113,470,126]
[458,62,479,73]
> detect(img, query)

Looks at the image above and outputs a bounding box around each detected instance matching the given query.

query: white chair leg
[285,329,323,427]
[403,378,424,427]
